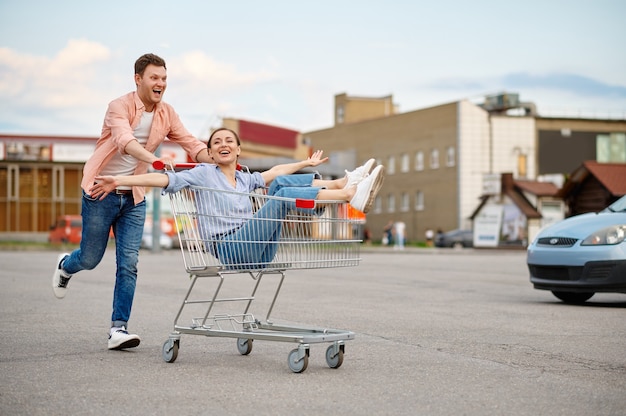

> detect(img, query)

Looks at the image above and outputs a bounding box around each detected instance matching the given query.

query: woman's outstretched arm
[89,173,170,200]
[260,150,329,185]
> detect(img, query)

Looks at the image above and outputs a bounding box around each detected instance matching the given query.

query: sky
[1,0,625,140]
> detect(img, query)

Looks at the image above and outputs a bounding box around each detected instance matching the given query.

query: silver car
[527,195,626,303]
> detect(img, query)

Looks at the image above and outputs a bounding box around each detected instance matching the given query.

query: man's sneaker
[350,165,385,213]
[108,326,141,350]
[344,158,376,189]
[52,253,72,299]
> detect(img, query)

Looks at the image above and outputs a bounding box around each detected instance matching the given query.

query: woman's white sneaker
[344,158,376,189]
[349,165,384,213]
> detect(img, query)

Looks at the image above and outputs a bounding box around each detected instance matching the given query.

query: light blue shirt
[163,164,265,237]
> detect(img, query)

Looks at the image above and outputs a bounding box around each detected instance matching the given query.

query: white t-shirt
[99,110,153,187]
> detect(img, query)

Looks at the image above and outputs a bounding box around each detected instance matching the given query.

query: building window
[446,146,455,167]
[430,149,439,169]
[597,133,626,162]
[387,156,395,175]
[401,153,409,173]
[336,105,344,124]
[415,191,424,211]
[415,151,424,171]
[517,153,527,177]
[401,192,409,212]
[387,193,395,213]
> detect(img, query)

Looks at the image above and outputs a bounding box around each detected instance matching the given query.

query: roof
[469,173,548,220]
[559,161,626,197]
[468,192,542,220]
[238,119,298,149]
[514,180,559,197]
[504,188,542,219]
[582,161,626,195]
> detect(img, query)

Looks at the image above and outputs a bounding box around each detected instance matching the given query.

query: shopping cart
[156,162,364,373]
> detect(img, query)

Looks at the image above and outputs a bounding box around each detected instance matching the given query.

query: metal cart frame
[161,184,363,373]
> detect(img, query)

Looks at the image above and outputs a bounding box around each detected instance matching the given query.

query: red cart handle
[152,161,198,170]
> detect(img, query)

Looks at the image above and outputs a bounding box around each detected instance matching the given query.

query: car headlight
[581,225,626,246]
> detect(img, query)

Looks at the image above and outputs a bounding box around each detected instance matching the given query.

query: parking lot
[1,247,625,415]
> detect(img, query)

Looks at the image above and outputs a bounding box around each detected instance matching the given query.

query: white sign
[474,203,503,247]
[52,143,96,162]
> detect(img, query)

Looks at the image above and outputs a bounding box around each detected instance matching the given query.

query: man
[51,53,213,350]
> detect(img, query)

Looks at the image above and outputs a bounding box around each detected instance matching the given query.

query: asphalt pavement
[1,247,625,415]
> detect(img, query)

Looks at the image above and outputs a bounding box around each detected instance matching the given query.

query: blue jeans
[217,174,319,268]
[62,191,146,328]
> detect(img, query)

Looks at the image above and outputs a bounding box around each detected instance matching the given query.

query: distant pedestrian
[394,221,406,250]
[383,220,394,246]
[425,228,434,247]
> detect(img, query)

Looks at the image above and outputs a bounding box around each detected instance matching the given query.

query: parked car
[434,229,473,248]
[527,195,626,304]
[49,215,82,244]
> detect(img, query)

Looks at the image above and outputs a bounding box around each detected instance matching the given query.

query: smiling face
[208,128,241,165]
[135,64,167,112]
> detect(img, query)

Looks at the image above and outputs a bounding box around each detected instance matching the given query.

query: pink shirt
[81,92,207,204]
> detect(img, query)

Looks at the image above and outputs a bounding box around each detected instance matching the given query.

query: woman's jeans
[217,174,319,268]
[62,191,146,328]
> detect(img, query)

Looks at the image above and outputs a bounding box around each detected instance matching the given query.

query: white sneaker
[350,165,385,213]
[52,253,72,299]
[344,158,376,189]
[108,326,141,350]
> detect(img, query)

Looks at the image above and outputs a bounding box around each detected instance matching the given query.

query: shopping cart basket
[159,165,364,373]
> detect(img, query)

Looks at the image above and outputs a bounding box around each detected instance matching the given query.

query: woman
[90,127,384,267]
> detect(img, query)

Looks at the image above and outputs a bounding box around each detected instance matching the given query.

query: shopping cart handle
[152,161,199,170]
[152,161,244,171]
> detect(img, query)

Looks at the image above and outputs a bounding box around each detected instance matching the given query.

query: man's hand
[154,157,175,170]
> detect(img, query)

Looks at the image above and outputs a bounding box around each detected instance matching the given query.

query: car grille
[536,237,578,247]
[528,265,583,280]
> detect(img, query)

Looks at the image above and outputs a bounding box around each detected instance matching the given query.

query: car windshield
[604,195,626,213]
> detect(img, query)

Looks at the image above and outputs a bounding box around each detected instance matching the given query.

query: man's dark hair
[134,53,166,76]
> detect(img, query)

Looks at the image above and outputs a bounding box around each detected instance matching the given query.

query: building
[558,161,626,215]
[470,173,562,248]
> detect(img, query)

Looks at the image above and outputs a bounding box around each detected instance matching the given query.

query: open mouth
[153,89,162,96]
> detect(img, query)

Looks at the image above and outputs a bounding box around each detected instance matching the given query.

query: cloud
[0,42,284,135]
[0,39,111,108]
[0,39,115,134]
[163,50,284,135]
[503,72,626,99]
[170,50,277,91]
[427,72,626,100]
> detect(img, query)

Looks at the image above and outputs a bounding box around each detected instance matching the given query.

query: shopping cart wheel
[287,347,309,373]
[162,339,179,363]
[325,343,344,369]
[236,338,253,355]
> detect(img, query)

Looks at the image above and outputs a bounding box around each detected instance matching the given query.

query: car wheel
[551,291,595,304]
